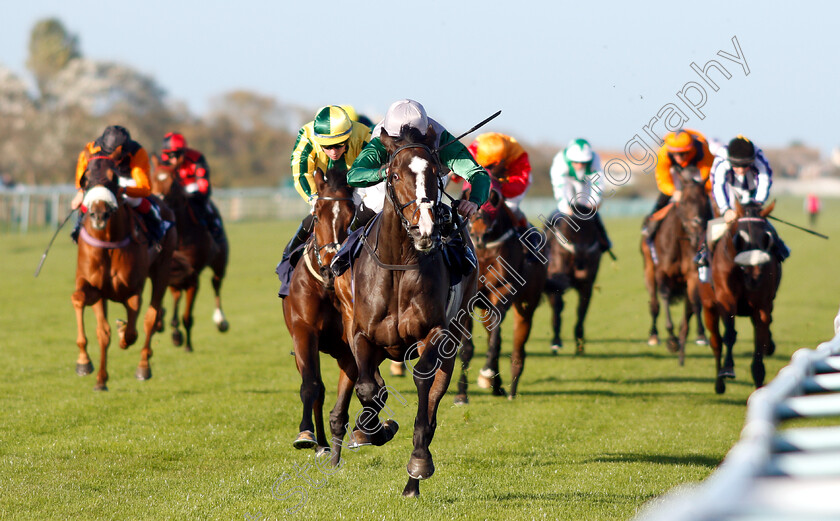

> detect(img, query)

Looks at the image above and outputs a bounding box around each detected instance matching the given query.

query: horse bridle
[309,194,354,275]
[385,143,444,246]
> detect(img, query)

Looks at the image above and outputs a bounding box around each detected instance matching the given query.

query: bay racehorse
[150,155,229,352]
[73,152,176,390]
[641,168,711,364]
[700,201,781,394]
[282,167,358,467]
[349,126,477,497]
[544,205,604,355]
[455,187,546,402]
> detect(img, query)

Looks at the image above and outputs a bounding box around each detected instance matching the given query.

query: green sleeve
[347,138,388,187]
[439,130,489,205]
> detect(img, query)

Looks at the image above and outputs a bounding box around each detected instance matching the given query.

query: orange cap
[474,133,510,166]
[664,130,694,153]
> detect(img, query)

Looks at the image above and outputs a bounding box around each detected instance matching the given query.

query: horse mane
[322,167,350,193]
[86,155,120,195]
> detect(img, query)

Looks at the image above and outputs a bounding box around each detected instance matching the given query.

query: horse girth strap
[362,233,420,271]
[302,242,327,283]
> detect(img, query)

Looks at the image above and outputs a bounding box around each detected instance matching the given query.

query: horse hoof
[477,368,494,389]
[172,330,183,347]
[407,455,435,480]
[648,335,660,346]
[453,394,469,406]
[666,338,680,354]
[184,344,193,353]
[347,428,372,449]
[76,362,94,376]
[719,367,736,379]
[293,431,317,450]
[715,379,726,394]
[135,366,152,381]
[217,320,229,333]
[551,343,562,355]
[390,361,405,377]
[381,419,399,444]
[315,446,331,457]
[507,393,516,401]
[93,383,108,392]
[575,339,585,356]
[491,387,507,398]
[696,336,708,346]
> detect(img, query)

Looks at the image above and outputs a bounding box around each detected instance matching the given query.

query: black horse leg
[351,334,396,447]
[721,314,737,378]
[328,353,358,466]
[480,317,507,397]
[294,330,322,449]
[455,314,475,404]
[662,291,679,354]
[550,292,565,352]
[574,283,593,355]
[751,310,770,388]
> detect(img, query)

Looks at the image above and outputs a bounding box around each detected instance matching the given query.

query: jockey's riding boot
[70,211,84,243]
[642,215,661,240]
[202,201,226,245]
[694,244,710,283]
[594,213,612,252]
[693,245,709,267]
[281,215,314,263]
[142,204,166,243]
[775,239,791,262]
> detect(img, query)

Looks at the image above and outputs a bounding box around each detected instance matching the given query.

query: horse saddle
[330,213,380,278]
[276,242,307,298]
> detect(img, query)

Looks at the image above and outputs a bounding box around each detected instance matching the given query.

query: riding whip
[34,208,76,277]
[767,215,828,239]
[436,110,502,152]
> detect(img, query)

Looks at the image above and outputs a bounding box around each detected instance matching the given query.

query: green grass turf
[1,196,838,520]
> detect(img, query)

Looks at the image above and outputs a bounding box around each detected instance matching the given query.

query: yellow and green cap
[313,106,353,146]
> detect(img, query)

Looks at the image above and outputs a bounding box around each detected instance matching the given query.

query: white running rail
[635,307,840,521]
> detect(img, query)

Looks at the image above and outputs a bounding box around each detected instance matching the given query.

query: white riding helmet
[565,138,594,163]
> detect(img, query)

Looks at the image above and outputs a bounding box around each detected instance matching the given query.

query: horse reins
[307,194,354,284]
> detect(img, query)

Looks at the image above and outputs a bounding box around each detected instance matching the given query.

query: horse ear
[424,124,437,147]
[734,197,744,217]
[761,199,776,218]
[108,146,122,161]
[379,127,395,152]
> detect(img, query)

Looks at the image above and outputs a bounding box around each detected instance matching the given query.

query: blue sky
[3,0,839,155]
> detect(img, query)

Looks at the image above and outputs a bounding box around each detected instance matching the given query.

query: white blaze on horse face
[331,201,340,247]
[410,156,434,237]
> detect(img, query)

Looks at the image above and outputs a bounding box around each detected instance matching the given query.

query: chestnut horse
[349,126,478,497]
[73,154,176,390]
[641,168,711,364]
[544,206,605,355]
[282,167,358,467]
[455,188,546,402]
[150,156,229,352]
[700,201,782,394]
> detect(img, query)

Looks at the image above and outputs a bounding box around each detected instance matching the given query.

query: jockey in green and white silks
[549,138,612,252]
[347,99,490,221]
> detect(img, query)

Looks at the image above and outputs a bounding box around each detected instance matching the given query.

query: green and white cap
[565,138,594,163]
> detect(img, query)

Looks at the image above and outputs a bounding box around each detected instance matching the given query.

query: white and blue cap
[382,99,428,137]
